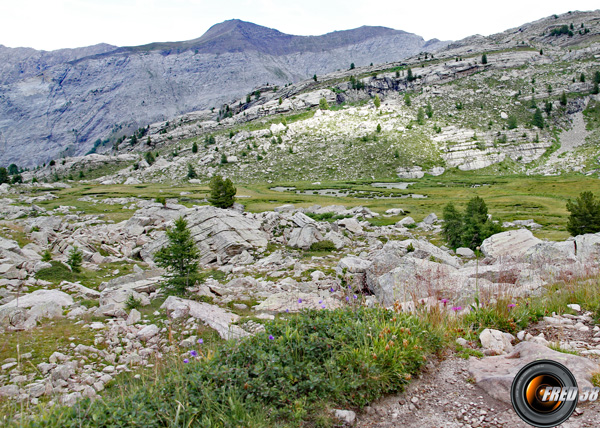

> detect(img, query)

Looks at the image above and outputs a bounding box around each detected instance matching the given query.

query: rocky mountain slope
[33,10,600,185]
[0,20,447,168]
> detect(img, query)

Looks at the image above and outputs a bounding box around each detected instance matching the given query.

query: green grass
[35,261,139,290]
[11,307,442,428]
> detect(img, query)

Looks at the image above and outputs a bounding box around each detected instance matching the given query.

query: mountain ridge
[0,20,448,167]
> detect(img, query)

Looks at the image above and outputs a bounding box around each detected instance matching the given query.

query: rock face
[161,296,249,340]
[480,229,542,259]
[1,290,73,309]
[141,205,268,265]
[0,20,447,167]
[288,224,323,250]
[469,341,600,404]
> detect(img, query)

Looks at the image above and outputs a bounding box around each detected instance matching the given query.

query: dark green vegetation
[566,191,600,236]
[15,307,442,427]
[154,217,200,294]
[442,197,502,250]
[208,174,236,208]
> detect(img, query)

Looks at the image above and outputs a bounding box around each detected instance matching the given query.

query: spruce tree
[481,53,488,64]
[0,167,8,185]
[154,217,200,294]
[67,246,83,273]
[532,108,544,128]
[461,197,502,250]
[560,92,568,106]
[319,98,329,110]
[442,203,463,249]
[187,164,197,179]
[374,95,381,109]
[192,141,198,153]
[208,175,236,208]
[566,191,600,236]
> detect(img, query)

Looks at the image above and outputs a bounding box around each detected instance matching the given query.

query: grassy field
[21,171,600,241]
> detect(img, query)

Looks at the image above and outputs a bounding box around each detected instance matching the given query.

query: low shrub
[309,240,336,252]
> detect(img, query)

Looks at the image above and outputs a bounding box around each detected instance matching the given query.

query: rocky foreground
[2,184,600,422]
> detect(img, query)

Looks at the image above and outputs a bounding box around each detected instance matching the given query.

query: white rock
[568,304,582,312]
[136,324,159,341]
[0,289,73,309]
[456,247,475,258]
[479,328,513,355]
[480,229,542,259]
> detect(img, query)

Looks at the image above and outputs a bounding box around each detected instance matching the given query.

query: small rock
[333,409,356,425]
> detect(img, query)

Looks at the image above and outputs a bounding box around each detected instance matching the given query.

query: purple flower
[190,350,198,357]
[321,304,326,309]
[198,338,203,344]
[346,296,349,302]
[508,304,516,309]
[330,287,334,293]
[319,299,323,304]
[298,298,302,304]
[452,306,462,312]
[348,285,352,290]
[441,299,448,306]
[353,294,357,299]
[268,335,274,340]
[285,308,289,313]
[183,358,189,364]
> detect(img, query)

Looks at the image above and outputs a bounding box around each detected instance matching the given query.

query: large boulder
[288,224,323,250]
[0,290,73,309]
[479,329,514,355]
[469,342,600,404]
[480,229,542,259]
[574,233,600,261]
[373,257,459,306]
[524,240,576,265]
[140,206,268,265]
[161,296,249,340]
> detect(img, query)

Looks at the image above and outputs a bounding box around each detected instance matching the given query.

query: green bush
[144,151,155,165]
[442,197,502,250]
[67,246,83,273]
[208,175,236,208]
[566,191,600,236]
[309,240,336,252]
[19,307,441,427]
[124,293,142,310]
[319,97,329,110]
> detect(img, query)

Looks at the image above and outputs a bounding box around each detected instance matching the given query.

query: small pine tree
[580,73,586,83]
[567,191,600,236]
[539,49,543,55]
[154,217,200,294]
[593,82,600,95]
[0,167,8,185]
[208,175,236,208]
[192,141,198,153]
[532,108,545,128]
[313,74,317,82]
[425,103,433,118]
[507,115,518,129]
[403,93,411,106]
[417,107,425,125]
[376,123,382,133]
[41,249,52,262]
[481,53,488,64]
[544,101,553,115]
[594,71,600,84]
[374,95,381,109]
[350,63,355,70]
[560,92,568,106]
[319,97,329,110]
[442,203,463,249]
[461,197,502,250]
[407,68,415,82]
[11,174,22,184]
[220,153,228,164]
[246,94,251,103]
[278,97,283,105]
[145,151,155,165]
[187,164,197,179]
[8,164,19,175]
[67,246,83,273]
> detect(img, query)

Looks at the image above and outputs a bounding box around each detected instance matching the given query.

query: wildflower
[441,299,448,306]
[452,306,462,312]
[348,285,352,290]
[330,287,334,292]
[321,304,326,309]
[298,298,302,304]
[319,299,323,304]
[183,358,189,364]
[190,350,198,357]
[353,294,358,299]
[346,296,349,302]
[198,338,203,344]
[508,304,516,309]
[268,335,274,340]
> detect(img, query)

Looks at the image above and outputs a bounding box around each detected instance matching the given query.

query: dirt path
[356,313,600,428]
